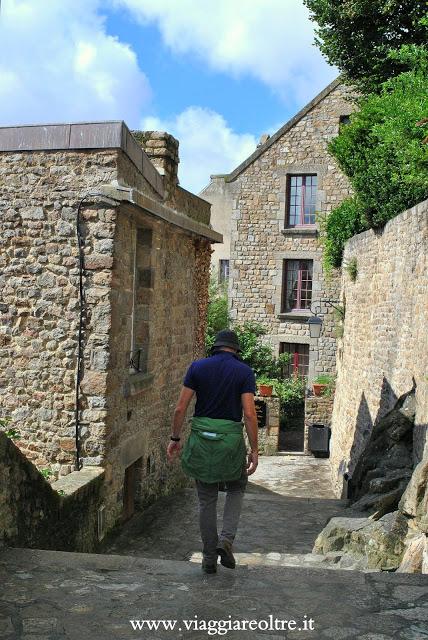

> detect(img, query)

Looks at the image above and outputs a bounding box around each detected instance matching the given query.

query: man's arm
[242,392,258,475]
[167,386,195,461]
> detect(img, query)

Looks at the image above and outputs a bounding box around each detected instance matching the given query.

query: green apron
[181,416,247,484]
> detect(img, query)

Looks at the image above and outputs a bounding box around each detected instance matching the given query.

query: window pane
[280,343,309,378]
[219,259,230,283]
[287,174,317,227]
[298,260,313,309]
[283,259,313,311]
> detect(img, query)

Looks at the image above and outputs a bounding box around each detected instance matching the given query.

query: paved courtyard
[1,456,427,640]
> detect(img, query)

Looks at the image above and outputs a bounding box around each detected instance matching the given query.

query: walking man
[167,329,259,574]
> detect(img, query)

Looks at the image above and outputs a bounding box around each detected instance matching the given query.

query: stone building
[0,122,221,538]
[201,79,356,451]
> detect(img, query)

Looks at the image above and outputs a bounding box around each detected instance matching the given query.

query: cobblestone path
[1,456,427,640]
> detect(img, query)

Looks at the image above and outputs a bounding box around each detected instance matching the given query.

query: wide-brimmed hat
[212,329,242,352]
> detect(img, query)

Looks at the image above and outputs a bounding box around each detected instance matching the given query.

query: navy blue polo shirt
[183,351,256,422]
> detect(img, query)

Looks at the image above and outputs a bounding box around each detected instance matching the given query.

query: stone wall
[253,394,280,455]
[0,124,217,538]
[226,82,355,382]
[330,199,428,496]
[0,432,104,552]
[0,149,123,473]
[102,206,211,527]
[200,175,238,268]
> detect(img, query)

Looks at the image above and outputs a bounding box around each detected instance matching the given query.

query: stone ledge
[95,185,223,243]
[281,227,318,237]
[277,312,312,321]
[51,467,104,496]
[123,372,155,398]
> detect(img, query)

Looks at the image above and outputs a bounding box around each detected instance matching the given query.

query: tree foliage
[204,276,292,379]
[204,273,230,354]
[304,0,428,93]
[322,50,428,269]
[234,322,290,379]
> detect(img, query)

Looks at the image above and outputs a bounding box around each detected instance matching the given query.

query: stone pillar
[132,130,179,198]
[250,394,280,455]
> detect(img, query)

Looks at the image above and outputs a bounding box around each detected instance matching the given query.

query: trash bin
[308,423,330,457]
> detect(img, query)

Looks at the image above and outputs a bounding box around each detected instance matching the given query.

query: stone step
[2,547,428,640]
[188,550,378,572]
[181,487,349,506]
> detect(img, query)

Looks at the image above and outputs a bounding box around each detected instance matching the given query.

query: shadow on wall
[338,376,417,515]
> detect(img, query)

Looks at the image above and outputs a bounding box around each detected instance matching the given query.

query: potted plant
[312,374,334,397]
[257,375,274,397]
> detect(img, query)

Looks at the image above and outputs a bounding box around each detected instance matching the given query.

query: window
[281,259,313,312]
[219,259,230,283]
[339,114,351,126]
[280,343,309,379]
[287,174,317,226]
[129,226,153,375]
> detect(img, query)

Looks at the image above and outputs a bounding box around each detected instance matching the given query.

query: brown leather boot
[216,539,236,569]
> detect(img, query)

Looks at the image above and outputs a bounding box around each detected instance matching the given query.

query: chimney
[132,130,179,197]
[257,133,270,147]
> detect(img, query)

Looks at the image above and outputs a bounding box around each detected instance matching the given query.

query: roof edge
[0,120,165,198]
[226,77,342,183]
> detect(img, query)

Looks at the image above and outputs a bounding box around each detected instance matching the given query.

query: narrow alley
[1,457,427,640]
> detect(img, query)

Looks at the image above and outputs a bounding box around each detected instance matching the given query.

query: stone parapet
[0,432,104,552]
[253,394,280,455]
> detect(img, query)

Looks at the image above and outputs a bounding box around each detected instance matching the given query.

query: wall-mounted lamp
[308,300,343,339]
[308,315,322,339]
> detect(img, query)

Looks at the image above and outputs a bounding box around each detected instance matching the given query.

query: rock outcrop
[314,388,428,572]
[349,389,415,518]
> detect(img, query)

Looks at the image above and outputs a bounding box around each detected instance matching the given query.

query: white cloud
[114,0,337,104]
[0,0,151,126]
[141,107,257,193]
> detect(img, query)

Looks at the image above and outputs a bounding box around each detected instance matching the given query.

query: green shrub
[321,197,368,272]
[273,376,306,405]
[205,272,230,354]
[345,257,358,282]
[328,65,428,229]
[322,53,428,268]
[234,322,291,378]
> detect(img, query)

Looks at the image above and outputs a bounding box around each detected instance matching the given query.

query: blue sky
[0,0,337,192]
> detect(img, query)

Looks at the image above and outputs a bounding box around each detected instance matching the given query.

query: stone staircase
[102,457,353,570]
[1,457,428,639]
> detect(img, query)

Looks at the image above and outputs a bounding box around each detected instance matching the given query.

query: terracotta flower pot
[313,383,327,397]
[258,384,273,397]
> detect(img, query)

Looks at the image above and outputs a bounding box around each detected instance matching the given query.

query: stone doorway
[278,400,305,452]
[122,457,143,522]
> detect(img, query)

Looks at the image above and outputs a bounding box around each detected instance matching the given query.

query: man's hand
[246,450,258,475]
[167,440,182,462]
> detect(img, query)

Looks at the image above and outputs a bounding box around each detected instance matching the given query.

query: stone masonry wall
[133,130,211,226]
[330,199,428,497]
[101,207,211,527]
[0,431,104,552]
[228,83,355,381]
[0,149,126,475]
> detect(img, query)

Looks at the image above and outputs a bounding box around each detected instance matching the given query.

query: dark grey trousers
[195,469,248,563]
